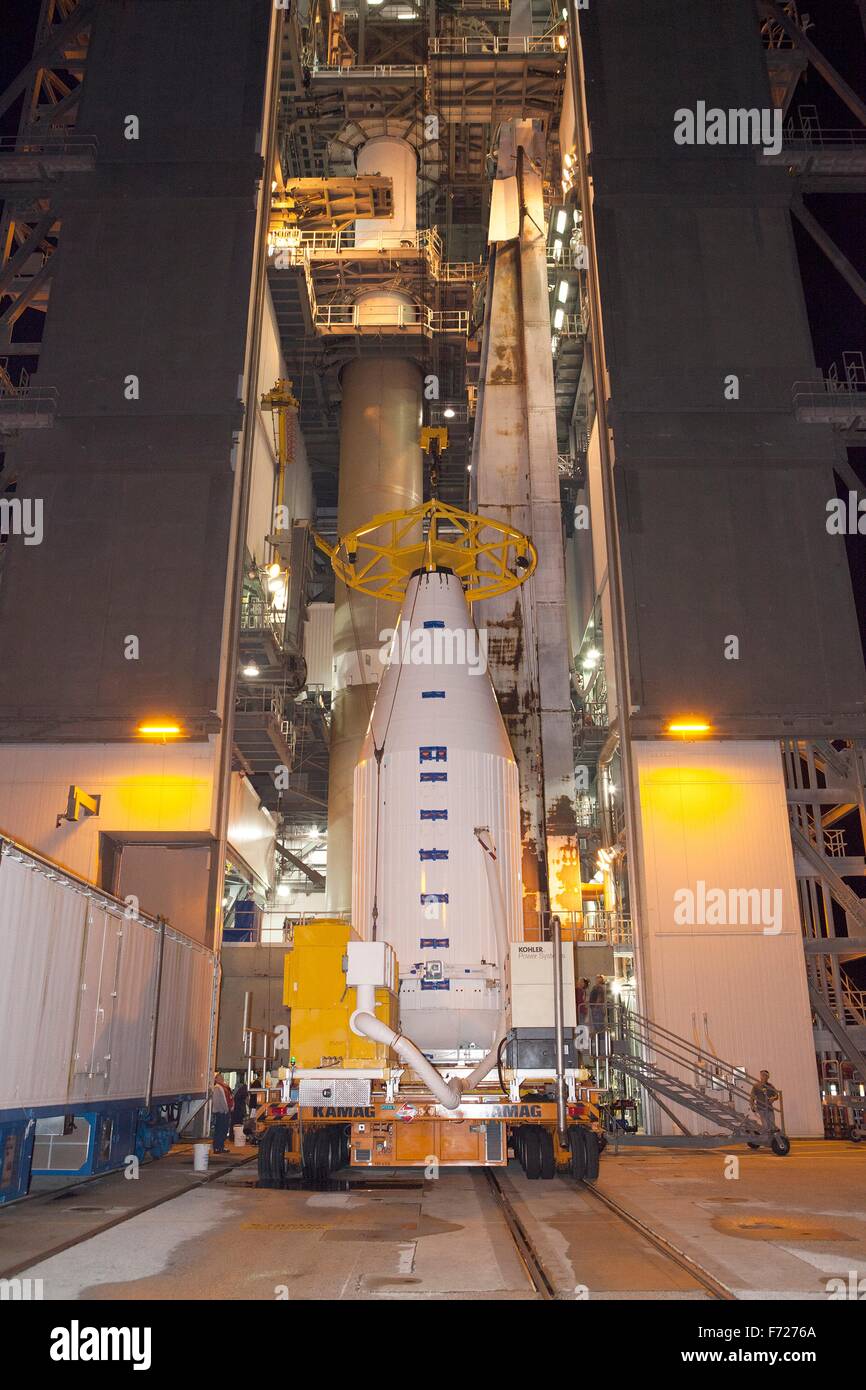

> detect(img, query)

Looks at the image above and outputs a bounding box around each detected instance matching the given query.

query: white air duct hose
[350,987,462,1109]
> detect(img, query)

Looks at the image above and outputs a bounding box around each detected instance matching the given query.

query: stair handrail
[609,1003,771,1118]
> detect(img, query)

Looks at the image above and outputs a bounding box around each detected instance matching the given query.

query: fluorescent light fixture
[443,407,455,419]
[557,280,569,303]
[242,663,260,678]
[138,722,182,737]
[277,883,290,899]
[553,307,565,329]
[553,238,563,260]
[556,209,568,234]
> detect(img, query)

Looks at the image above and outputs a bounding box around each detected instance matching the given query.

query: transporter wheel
[307,1128,331,1183]
[305,1127,338,1183]
[258,1125,291,1183]
[538,1128,556,1180]
[271,1125,292,1181]
[511,1127,525,1169]
[522,1127,543,1180]
[328,1126,346,1173]
[771,1132,791,1157]
[582,1128,600,1181]
[257,1126,275,1181]
[339,1124,351,1168]
[567,1126,586,1181]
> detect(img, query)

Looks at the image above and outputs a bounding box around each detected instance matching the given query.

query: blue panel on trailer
[0,1118,35,1205]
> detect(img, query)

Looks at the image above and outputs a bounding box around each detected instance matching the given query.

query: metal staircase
[809,988,866,1086]
[599,1007,787,1150]
[781,737,866,1101]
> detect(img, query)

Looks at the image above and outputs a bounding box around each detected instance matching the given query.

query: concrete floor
[0,1143,254,1281]
[593,1139,866,1300]
[4,1138,864,1300]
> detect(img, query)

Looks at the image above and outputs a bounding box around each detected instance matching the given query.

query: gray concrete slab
[15,1169,536,1301]
[0,1142,257,1280]
[7,1141,863,1301]
[591,1140,866,1300]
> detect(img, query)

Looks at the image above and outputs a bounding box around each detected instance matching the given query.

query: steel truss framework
[0,0,93,362]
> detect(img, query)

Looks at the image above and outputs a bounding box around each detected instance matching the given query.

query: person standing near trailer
[211,1073,232,1153]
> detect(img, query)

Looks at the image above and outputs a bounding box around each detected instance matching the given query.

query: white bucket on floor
[193,1142,210,1173]
[233,1125,245,1148]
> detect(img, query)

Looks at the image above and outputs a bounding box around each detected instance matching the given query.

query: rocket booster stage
[353,570,522,1056]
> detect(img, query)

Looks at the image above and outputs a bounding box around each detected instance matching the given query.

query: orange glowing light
[666,719,711,736]
[137,722,182,737]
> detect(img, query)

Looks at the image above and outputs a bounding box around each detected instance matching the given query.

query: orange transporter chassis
[256,1091,605,1183]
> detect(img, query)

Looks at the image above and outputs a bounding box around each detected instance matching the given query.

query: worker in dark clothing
[588,975,608,1032]
[232,1079,249,1126]
[750,1069,779,1129]
[576,977,589,1029]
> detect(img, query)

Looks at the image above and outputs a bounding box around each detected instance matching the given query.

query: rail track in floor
[483,1166,736,1301]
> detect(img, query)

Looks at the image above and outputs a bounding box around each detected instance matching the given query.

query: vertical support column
[474,122,578,939]
[327,129,422,912]
[327,358,422,913]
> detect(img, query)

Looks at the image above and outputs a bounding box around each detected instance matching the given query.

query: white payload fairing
[352,569,522,1057]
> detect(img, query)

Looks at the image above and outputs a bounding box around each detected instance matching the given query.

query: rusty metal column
[326,357,422,914]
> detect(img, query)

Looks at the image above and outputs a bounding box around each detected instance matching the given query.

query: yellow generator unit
[283,919,398,1072]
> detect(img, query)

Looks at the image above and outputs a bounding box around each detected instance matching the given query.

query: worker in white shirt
[211,1072,231,1153]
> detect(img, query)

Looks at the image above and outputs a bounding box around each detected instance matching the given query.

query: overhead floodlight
[666,719,712,736]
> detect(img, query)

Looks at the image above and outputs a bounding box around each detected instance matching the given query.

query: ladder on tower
[599,1007,788,1152]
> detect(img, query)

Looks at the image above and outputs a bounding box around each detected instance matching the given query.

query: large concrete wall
[631,741,823,1137]
[580,0,866,737]
[0,0,271,740]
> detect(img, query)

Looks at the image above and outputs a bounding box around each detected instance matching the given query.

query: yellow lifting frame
[314,498,537,604]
